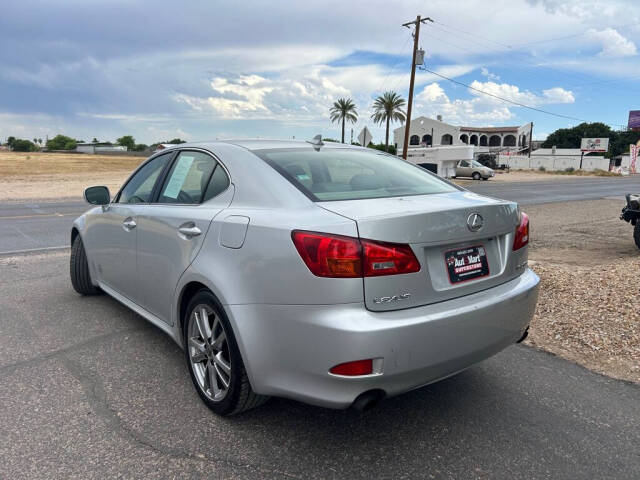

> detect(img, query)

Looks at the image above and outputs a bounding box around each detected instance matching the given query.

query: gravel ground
[524,199,640,383]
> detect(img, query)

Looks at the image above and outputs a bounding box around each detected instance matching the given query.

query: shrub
[46,134,77,150]
[538,166,546,172]
[565,167,575,173]
[11,139,38,152]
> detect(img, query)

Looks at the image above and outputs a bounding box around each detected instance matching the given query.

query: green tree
[166,138,186,144]
[12,139,38,152]
[133,143,148,151]
[371,91,406,152]
[541,122,640,157]
[541,122,613,149]
[7,136,16,148]
[116,135,136,150]
[329,98,358,144]
[92,137,99,143]
[46,134,77,150]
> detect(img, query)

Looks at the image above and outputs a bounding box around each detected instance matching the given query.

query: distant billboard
[629,110,640,130]
[580,137,609,153]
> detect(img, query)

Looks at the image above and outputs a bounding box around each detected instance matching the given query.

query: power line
[431,20,513,50]
[420,67,628,128]
[511,22,637,47]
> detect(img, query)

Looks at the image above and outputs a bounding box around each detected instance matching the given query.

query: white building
[404,145,474,178]
[76,143,127,154]
[393,116,533,153]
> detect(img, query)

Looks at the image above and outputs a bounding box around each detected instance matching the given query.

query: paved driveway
[1,252,639,479]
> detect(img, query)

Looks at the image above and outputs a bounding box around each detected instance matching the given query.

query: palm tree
[371,91,406,152]
[329,98,358,144]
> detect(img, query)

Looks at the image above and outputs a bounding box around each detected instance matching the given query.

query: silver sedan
[71,140,539,416]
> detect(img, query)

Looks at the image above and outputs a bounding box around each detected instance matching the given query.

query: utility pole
[528,122,533,158]
[402,15,432,160]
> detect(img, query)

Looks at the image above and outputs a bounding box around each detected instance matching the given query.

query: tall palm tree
[371,91,406,152]
[329,98,358,144]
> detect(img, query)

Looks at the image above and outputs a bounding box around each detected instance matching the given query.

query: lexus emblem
[467,213,483,232]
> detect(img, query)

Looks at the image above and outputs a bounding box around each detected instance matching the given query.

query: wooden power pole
[402,15,432,160]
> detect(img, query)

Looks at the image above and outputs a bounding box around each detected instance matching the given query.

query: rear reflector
[330,359,373,376]
[292,230,420,278]
[512,212,529,251]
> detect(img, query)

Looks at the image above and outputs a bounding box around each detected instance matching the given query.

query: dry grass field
[0,151,145,201]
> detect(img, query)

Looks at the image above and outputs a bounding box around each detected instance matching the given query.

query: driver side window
[118,153,172,204]
[459,160,470,167]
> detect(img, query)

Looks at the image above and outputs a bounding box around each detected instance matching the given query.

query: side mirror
[84,186,110,205]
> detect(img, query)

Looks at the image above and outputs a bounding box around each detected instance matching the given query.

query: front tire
[634,222,640,250]
[184,290,268,416]
[472,172,481,180]
[70,236,100,295]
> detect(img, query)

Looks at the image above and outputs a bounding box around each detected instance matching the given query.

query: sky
[1,0,639,145]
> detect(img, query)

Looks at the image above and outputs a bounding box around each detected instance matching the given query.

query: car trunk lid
[318,191,522,311]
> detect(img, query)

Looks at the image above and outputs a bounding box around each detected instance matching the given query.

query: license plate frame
[444,245,490,284]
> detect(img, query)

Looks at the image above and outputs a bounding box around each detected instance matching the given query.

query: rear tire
[183,290,269,416]
[70,236,100,295]
[634,222,640,250]
[472,172,481,180]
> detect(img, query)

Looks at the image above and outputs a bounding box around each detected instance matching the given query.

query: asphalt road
[2,176,640,255]
[1,252,639,479]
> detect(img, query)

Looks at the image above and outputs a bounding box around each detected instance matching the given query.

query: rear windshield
[253,147,457,201]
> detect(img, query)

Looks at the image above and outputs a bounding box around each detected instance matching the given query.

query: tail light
[512,212,529,251]
[292,231,420,278]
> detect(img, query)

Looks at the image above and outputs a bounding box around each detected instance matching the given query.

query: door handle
[122,218,137,230]
[178,225,201,237]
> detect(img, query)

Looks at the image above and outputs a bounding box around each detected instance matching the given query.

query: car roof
[174,139,363,152]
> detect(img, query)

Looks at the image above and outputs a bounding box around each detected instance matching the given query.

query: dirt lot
[0,151,143,201]
[526,199,639,383]
[455,169,618,185]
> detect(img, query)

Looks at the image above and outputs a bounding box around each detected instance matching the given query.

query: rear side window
[158,151,218,204]
[254,148,456,201]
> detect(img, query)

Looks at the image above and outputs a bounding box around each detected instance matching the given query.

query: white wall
[499,155,609,171]
[405,146,473,178]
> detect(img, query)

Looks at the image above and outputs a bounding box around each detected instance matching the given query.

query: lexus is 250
[70,139,539,415]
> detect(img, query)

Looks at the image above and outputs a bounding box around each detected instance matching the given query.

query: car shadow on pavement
[64,298,540,478]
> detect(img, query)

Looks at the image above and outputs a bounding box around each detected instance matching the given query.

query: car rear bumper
[226,268,539,409]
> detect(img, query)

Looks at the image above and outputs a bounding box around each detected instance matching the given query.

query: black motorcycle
[621,194,640,250]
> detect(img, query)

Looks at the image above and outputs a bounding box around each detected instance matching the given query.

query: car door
[135,149,232,324]
[456,160,472,177]
[86,152,174,303]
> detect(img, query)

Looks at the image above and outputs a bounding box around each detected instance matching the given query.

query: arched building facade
[394,116,533,153]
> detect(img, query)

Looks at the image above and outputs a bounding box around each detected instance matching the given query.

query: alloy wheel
[187,304,231,402]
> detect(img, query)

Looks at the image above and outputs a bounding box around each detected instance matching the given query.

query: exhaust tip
[517,327,529,343]
[351,389,386,412]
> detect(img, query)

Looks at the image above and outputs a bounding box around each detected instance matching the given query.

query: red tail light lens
[292,230,421,278]
[330,359,373,376]
[513,212,529,251]
[361,239,421,277]
[291,231,362,277]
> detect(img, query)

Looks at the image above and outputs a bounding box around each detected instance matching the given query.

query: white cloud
[414,80,574,125]
[587,28,637,57]
[480,67,500,81]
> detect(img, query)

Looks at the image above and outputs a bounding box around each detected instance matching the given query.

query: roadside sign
[357,126,373,147]
[580,137,609,153]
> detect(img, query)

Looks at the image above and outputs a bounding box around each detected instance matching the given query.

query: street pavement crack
[56,350,302,479]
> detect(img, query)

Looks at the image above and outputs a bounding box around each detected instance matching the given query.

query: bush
[11,139,38,152]
[46,134,77,150]
[538,166,546,171]
[565,167,575,173]
[368,142,397,155]
[477,153,497,169]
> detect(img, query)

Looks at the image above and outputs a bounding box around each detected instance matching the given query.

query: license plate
[444,245,489,283]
